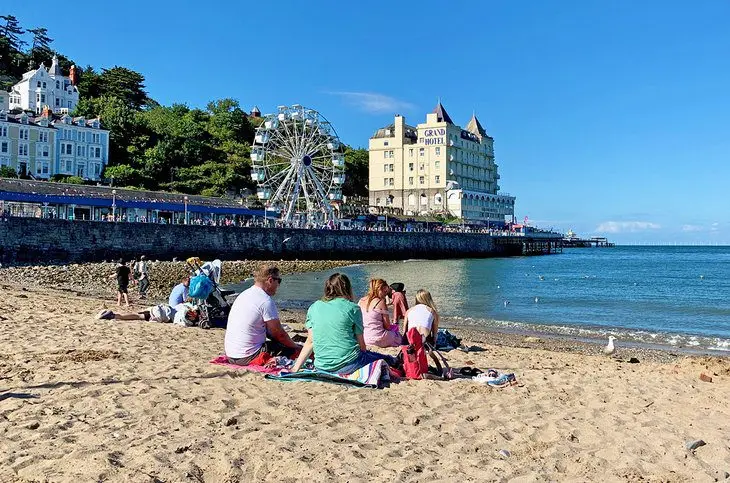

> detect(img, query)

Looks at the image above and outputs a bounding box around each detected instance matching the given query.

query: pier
[561,235,615,248]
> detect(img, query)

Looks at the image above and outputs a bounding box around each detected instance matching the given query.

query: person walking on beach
[112,259,131,308]
[224,264,301,366]
[135,255,150,300]
[358,278,401,348]
[389,282,409,326]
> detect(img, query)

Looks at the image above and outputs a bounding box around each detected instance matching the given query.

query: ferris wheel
[250,105,345,224]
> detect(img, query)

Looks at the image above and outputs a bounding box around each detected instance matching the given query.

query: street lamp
[111,189,117,221]
[184,196,189,225]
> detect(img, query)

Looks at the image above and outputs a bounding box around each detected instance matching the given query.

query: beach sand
[1,284,729,482]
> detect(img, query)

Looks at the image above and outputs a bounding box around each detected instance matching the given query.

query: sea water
[227,246,730,353]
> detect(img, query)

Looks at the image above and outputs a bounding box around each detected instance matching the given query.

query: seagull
[282,237,292,244]
[700,275,704,280]
[503,300,510,307]
[604,336,616,356]
[497,285,501,289]
[538,275,545,281]
[534,297,539,303]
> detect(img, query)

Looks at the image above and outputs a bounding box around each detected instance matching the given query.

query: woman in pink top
[358,278,401,348]
[389,282,409,324]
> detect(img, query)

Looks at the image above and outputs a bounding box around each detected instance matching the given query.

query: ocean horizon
[227,246,730,353]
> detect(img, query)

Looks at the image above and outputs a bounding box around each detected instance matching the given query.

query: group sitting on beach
[223,263,441,374]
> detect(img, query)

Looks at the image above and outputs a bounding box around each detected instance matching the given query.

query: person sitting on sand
[97,302,200,327]
[224,264,301,366]
[168,276,190,306]
[403,289,440,344]
[358,278,401,348]
[292,273,396,373]
[389,282,408,326]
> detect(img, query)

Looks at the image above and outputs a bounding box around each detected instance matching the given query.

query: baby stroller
[185,257,233,329]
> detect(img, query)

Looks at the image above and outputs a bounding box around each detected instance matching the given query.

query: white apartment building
[368,103,515,225]
[8,55,80,115]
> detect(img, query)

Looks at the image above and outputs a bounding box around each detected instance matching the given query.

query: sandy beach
[1,281,729,482]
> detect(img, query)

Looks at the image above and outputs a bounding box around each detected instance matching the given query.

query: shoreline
[2,258,728,360]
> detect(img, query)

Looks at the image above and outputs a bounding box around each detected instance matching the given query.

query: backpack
[188,274,214,300]
[401,327,429,379]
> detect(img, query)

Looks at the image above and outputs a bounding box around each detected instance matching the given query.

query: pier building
[368,103,515,225]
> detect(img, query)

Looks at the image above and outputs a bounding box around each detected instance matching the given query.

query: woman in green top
[292,273,396,374]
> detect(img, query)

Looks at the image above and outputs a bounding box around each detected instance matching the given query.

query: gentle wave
[442,316,730,353]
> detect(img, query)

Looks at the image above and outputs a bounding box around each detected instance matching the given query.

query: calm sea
[227,246,730,352]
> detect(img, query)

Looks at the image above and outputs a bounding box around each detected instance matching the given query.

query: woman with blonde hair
[403,289,440,344]
[357,278,401,348]
[292,273,395,373]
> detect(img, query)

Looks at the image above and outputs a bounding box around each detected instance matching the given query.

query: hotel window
[41,94,46,103]
[93,147,101,158]
[61,143,73,155]
[435,161,440,169]
[389,178,395,186]
[419,176,424,185]
[56,81,60,89]
[77,145,86,157]
[37,145,49,157]
[19,128,29,140]
[384,178,389,187]
[39,132,49,143]
[408,163,414,171]
[383,164,388,173]
[94,164,102,176]
[64,160,73,172]
[435,175,441,184]
[18,143,28,156]
[42,82,46,88]
[419,163,425,171]
[419,148,424,157]
[0,141,7,153]
[92,133,101,143]
[409,148,413,157]
[384,141,389,146]
[435,147,441,156]
[55,99,60,107]
[0,126,6,137]
[408,177,414,185]
[37,81,41,87]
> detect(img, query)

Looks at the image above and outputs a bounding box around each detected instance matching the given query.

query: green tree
[98,66,151,110]
[0,15,25,51]
[0,165,17,178]
[27,27,52,54]
[104,164,147,187]
[74,95,148,168]
[342,147,369,197]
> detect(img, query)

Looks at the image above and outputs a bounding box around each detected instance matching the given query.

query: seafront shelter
[0,178,271,224]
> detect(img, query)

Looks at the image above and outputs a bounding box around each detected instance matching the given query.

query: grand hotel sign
[418,128,446,146]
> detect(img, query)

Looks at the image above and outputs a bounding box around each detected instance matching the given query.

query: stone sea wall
[0,218,520,265]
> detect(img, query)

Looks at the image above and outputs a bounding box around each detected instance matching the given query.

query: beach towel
[208,355,282,375]
[265,359,389,388]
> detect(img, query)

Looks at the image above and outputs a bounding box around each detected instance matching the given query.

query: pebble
[685,439,706,451]
[0,260,365,302]
[405,416,420,426]
[26,421,40,430]
[700,373,713,383]
[224,417,238,427]
[523,336,541,343]
[498,449,511,458]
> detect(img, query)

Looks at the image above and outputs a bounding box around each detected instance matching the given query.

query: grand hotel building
[368,103,515,225]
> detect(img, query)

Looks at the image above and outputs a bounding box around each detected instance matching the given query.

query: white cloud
[327,91,415,114]
[711,222,720,232]
[595,221,661,233]
[681,224,704,232]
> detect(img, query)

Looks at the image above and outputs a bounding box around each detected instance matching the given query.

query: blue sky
[10,1,730,244]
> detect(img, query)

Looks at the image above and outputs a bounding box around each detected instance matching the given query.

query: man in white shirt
[224,264,300,365]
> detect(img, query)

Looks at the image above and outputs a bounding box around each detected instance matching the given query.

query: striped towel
[265,359,389,388]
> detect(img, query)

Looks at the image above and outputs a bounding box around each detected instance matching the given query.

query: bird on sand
[604,336,616,356]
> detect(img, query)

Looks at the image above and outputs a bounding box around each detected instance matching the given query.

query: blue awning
[0,190,276,217]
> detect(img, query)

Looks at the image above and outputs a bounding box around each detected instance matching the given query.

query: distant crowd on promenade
[0,206,554,238]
